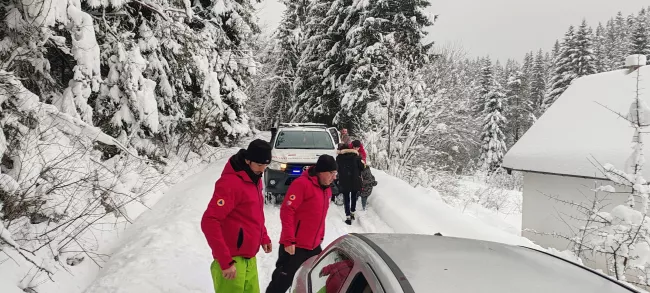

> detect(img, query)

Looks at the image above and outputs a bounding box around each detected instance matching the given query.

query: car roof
[355,233,639,293]
[278,127,329,132]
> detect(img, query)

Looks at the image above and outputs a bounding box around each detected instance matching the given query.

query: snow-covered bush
[428,171,462,201]
[0,70,218,291]
[0,0,262,290]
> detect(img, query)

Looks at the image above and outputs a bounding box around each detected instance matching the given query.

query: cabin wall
[522,172,632,271]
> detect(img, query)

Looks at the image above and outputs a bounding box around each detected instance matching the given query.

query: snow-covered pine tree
[338,0,434,130]
[604,19,620,71]
[294,0,435,131]
[518,51,534,116]
[260,0,311,128]
[614,12,632,68]
[90,0,260,151]
[573,20,598,77]
[543,38,567,109]
[629,8,650,59]
[544,21,596,109]
[530,49,547,114]
[551,40,561,61]
[473,56,494,115]
[493,60,506,88]
[479,79,508,174]
[291,0,343,125]
[0,0,101,124]
[593,22,608,72]
[521,51,535,86]
[504,67,524,146]
[0,0,239,287]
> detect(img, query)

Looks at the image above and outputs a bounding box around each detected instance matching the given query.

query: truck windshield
[275,131,334,149]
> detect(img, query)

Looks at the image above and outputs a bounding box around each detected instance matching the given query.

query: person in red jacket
[265,155,338,293]
[317,259,354,293]
[350,140,367,165]
[201,139,273,293]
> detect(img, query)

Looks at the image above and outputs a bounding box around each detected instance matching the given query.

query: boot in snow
[345,216,352,225]
[350,212,355,221]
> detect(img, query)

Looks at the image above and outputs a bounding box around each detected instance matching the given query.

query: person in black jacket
[335,143,364,225]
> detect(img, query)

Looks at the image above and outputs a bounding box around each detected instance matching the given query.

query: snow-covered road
[83,150,392,293]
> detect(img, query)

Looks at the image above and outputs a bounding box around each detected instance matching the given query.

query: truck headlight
[269,161,287,171]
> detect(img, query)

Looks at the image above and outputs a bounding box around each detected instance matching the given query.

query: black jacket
[336,149,364,192]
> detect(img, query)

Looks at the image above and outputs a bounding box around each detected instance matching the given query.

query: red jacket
[280,167,331,250]
[349,142,367,163]
[201,151,271,270]
[321,260,354,293]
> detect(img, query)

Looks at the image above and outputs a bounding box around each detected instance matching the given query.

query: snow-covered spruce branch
[1,71,152,164]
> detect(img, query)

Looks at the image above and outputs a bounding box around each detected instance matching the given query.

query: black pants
[266,244,322,293]
[343,191,358,216]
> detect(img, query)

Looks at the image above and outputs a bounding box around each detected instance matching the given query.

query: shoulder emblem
[289,194,296,201]
[217,199,225,206]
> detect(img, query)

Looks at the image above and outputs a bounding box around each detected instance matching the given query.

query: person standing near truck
[336,144,364,225]
[201,139,274,293]
[266,155,338,293]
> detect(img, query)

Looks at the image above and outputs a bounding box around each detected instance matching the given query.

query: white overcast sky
[254,0,648,62]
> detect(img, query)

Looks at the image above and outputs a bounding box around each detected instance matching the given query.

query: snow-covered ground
[453,178,522,236]
[83,150,394,293]
[369,169,532,247]
[83,147,535,292]
[0,150,222,293]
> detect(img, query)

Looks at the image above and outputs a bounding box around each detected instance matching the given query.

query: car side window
[346,272,373,293]
[310,250,354,293]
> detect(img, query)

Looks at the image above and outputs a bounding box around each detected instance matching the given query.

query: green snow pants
[210,256,260,293]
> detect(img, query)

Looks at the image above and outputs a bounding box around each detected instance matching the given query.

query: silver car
[290,233,641,293]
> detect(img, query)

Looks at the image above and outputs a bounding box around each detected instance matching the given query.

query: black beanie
[245,139,272,164]
[315,155,337,172]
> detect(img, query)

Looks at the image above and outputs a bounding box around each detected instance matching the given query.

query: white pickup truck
[264,123,341,204]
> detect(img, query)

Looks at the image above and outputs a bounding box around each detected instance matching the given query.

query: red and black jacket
[279,167,332,250]
[201,150,271,270]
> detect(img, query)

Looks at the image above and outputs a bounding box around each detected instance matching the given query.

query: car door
[328,127,340,145]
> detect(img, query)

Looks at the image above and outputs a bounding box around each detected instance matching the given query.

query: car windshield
[275,131,334,149]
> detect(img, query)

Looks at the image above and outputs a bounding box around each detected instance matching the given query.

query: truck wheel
[264,192,274,205]
[274,194,285,205]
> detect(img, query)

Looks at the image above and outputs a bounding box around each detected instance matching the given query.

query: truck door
[328,127,340,145]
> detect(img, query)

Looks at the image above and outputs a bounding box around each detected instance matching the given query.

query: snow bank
[83,137,270,293]
[369,168,536,247]
[83,162,224,293]
[0,154,211,293]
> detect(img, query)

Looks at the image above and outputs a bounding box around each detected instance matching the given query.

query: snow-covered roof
[503,65,650,179]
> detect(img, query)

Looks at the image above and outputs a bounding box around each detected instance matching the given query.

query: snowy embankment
[0,151,217,293]
[369,169,535,247]
[82,160,226,292]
